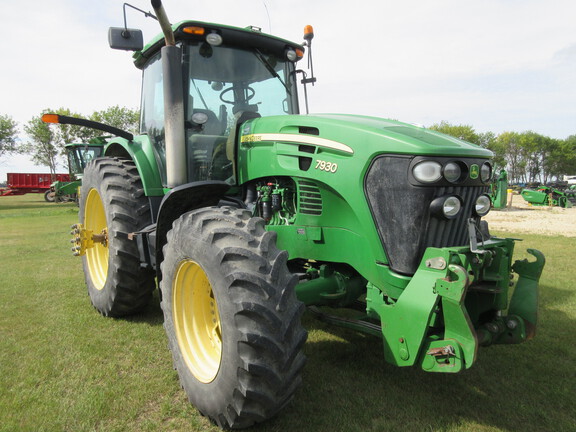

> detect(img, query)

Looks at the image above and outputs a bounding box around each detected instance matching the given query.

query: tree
[91,105,139,134]
[0,114,18,161]
[21,106,140,173]
[20,108,86,175]
[496,132,523,183]
[78,106,140,142]
[548,135,576,179]
[477,131,507,172]
[429,121,481,145]
[22,114,60,176]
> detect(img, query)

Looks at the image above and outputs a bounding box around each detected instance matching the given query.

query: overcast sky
[1,0,575,179]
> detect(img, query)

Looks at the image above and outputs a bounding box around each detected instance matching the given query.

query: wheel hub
[173,260,222,383]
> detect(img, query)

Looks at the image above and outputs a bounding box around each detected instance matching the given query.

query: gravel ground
[484,193,576,237]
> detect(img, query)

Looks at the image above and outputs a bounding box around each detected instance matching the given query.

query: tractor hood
[239,113,493,159]
[237,113,493,186]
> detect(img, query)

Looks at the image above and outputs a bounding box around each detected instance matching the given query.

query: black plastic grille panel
[365,155,488,275]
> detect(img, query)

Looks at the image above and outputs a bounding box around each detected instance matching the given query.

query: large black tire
[79,157,155,317]
[160,207,307,429]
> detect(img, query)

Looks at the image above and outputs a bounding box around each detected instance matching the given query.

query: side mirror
[108,27,143,51]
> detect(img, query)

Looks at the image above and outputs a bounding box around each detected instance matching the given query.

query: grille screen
[297,179,323,215]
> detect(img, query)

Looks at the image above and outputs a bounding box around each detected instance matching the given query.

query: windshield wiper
[253,49,291,95]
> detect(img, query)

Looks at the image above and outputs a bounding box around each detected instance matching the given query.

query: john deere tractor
[49,141,104,202]
[44,1,545,428]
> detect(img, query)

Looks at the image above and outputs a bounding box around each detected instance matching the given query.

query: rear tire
[79,157,155,316]
[160,207,307,429]
[44,190,55,202]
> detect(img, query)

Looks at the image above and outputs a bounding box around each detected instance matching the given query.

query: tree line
[1,110,575,183]
[0,106,138,175]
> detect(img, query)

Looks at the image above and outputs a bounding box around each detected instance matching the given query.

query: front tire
[160,207,307,429]
[79,157,155,316]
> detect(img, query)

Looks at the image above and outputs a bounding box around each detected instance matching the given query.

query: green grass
[1,194,575,432]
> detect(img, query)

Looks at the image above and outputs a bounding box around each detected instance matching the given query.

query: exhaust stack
[151,0,186,188]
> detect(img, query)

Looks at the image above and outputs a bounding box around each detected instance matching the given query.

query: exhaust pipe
[151,0,186,188]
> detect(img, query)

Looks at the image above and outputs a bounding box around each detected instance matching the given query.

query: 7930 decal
[315,159,338,173]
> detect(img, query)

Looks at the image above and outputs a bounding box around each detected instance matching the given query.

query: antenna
[262,1,272,33]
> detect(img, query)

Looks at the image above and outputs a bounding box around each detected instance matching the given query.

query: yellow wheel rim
[84,188,108,290]
[173,260,222,383]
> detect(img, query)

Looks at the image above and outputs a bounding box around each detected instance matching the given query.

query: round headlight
[480,162,492,183]
[443,196,462,218]
[413,161,442,183]
[444,162,462,183]
[206,33,223,46]
[475,194,491,216]
[430,195,462,219]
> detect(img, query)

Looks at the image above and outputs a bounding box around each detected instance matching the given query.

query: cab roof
[133,20,304,69]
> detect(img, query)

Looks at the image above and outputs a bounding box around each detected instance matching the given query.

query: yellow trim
[241,133,354,154]
[173,260,222,383]
[84,188,109,290]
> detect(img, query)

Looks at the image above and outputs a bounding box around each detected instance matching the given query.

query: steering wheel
[220,86,255,104]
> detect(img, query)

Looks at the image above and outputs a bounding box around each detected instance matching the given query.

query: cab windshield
[67,145,103,179]
[183,42,299,182]
[140,42,299,185]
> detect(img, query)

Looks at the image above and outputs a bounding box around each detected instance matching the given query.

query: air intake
[297,179,322,215]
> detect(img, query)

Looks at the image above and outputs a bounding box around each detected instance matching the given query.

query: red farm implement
[1,173,70,201]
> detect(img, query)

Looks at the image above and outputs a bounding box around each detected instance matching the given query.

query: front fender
[104,135,164,196]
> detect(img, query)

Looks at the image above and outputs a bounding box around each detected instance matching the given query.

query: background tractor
[44,1,545,428]
[49,141,104,202]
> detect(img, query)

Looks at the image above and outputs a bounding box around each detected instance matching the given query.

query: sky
[1,0,575,179]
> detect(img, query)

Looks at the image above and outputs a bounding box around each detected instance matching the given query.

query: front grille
[297,179,323,215]
[425,186,483,248]
[364,155,488,275]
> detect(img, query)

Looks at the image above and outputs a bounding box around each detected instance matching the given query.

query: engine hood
[240,113,493,159]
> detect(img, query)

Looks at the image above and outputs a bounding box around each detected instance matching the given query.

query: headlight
[475,194,491,216]
[413,161,442,183]
[480,162,492,183]
[430,195,462,219]
[444,162,462,183]
[443,196,462,217]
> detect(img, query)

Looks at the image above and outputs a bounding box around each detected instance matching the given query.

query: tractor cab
[65,142,104,181]
[123,22,306,186]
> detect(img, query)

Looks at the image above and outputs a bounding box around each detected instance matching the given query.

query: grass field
[1,194,575,432]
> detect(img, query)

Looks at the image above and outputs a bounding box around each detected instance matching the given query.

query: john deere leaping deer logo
[470,164,479,179]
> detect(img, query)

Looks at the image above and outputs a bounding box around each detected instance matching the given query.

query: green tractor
[44,1,545,428]
[49,141,104,202]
